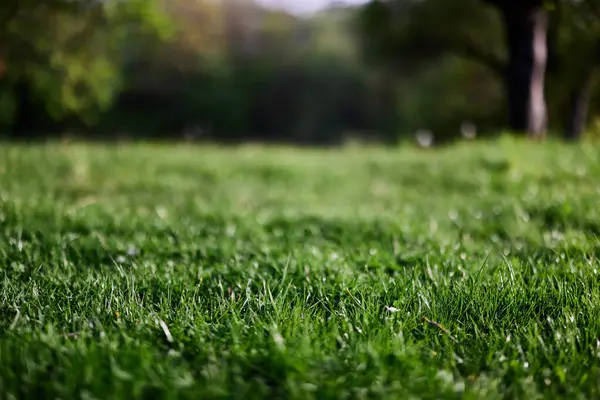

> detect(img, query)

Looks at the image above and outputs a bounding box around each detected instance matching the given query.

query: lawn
[1,137,600,399]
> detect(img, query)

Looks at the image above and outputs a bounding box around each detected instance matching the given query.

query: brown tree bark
[501,5,548,138]
[485,0,548,138]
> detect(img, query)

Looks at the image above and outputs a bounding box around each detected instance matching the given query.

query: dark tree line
[359,0,600,140]
[1,0,600,143]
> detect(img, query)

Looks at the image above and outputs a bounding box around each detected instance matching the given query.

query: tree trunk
[563,39,600,140]
[498,3,548,138]
[564,70,593,140]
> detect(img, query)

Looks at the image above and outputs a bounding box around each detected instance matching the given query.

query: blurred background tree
[358,0,600,140]
[1,0,600,144]
[0,0,173,136]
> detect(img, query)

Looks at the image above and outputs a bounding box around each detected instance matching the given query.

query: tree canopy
[0,0,172,127]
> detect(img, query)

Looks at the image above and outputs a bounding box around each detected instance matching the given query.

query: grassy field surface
[1,137,600,399]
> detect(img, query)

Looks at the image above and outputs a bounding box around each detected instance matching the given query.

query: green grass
[1,137,600,399]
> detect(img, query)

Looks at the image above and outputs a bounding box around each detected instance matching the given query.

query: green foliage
[105,0,174,41]
[7,0,600,140]
[357,0,504,74]
[356,0,600,137]
[94,2,387,142]
[397,56,504,137]
[0,0,173,127]
[2,140,600,397]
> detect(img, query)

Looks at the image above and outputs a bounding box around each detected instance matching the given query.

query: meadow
[1,137,600,399]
